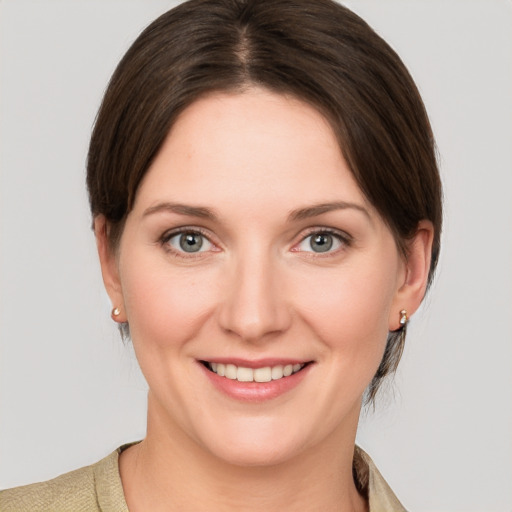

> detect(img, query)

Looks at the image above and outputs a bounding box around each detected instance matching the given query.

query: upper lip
[199,358,312,369]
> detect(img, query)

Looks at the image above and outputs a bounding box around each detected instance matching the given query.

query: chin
[209,440,299,468]
[196,419,307,468]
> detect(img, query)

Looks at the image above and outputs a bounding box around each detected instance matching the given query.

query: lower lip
[198,362,312,402]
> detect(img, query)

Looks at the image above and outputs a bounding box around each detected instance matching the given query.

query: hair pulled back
[87,0,442,402]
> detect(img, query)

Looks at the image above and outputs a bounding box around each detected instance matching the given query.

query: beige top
[0,445,406,511]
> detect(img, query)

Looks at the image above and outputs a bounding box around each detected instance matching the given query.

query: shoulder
[0,464,98,512]
[354,445,408,512]
[0,448,129,512]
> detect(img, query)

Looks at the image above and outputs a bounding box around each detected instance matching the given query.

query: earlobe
[94,216,127,323]
[389,221,434,331]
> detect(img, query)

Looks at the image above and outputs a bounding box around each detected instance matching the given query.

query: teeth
[208,362,305,382]
[225,364,237,379]
[271,365,284,380]
[254,367,272,382]
[237,366,254,382]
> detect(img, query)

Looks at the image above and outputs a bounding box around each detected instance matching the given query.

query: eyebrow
[142,202,218,220]
[142,200,370,223]
[288,201,371,222]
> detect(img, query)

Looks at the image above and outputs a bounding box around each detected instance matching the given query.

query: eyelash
[292,228,352,255]
[159,227,218,259]
[159,226,352,258]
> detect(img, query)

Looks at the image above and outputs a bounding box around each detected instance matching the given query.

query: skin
[96,88,433,511]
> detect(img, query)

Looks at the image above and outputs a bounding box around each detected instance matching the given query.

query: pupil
[180,233,203,252]
[311,233,332,253]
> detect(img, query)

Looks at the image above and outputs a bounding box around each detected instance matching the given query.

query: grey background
[1,1,511,510]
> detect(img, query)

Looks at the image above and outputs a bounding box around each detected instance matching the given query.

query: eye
[296,231,346,253]
[165,231,213,254]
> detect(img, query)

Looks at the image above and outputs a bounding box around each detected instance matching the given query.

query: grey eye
[309,233,333,252]
[180,233,203,252]
[167,231,212,253]
[297,232,343,253]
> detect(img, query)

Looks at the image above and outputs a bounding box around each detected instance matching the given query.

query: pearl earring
[399,309,408,326]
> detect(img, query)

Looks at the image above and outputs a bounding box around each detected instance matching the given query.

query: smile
[205,362,306,382]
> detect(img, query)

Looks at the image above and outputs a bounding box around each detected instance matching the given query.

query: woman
[0,0,441,510]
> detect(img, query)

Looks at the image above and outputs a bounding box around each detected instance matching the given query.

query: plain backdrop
[1,1,511,510]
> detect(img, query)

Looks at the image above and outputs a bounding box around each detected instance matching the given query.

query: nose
[218,252,292,343]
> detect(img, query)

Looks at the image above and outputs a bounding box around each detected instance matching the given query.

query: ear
[94,216,127,323]
[389,220,434,330]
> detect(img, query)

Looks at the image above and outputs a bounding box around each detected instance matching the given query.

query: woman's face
[101,88,414,466]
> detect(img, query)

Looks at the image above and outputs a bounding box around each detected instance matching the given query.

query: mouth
[201,361,310,383]
[199,359,313,402]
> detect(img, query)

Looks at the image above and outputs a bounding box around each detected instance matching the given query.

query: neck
[120,396,367,512]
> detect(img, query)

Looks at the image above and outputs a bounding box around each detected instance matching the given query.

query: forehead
[133,88,370,215]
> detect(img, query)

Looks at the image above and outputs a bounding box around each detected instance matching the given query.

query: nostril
[216,271,292,341]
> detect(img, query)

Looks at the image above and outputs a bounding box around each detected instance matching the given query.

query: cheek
[119,253,219,349]
[293,258,399,357]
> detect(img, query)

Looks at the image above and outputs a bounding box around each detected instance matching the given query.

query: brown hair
[87,0,442,403]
